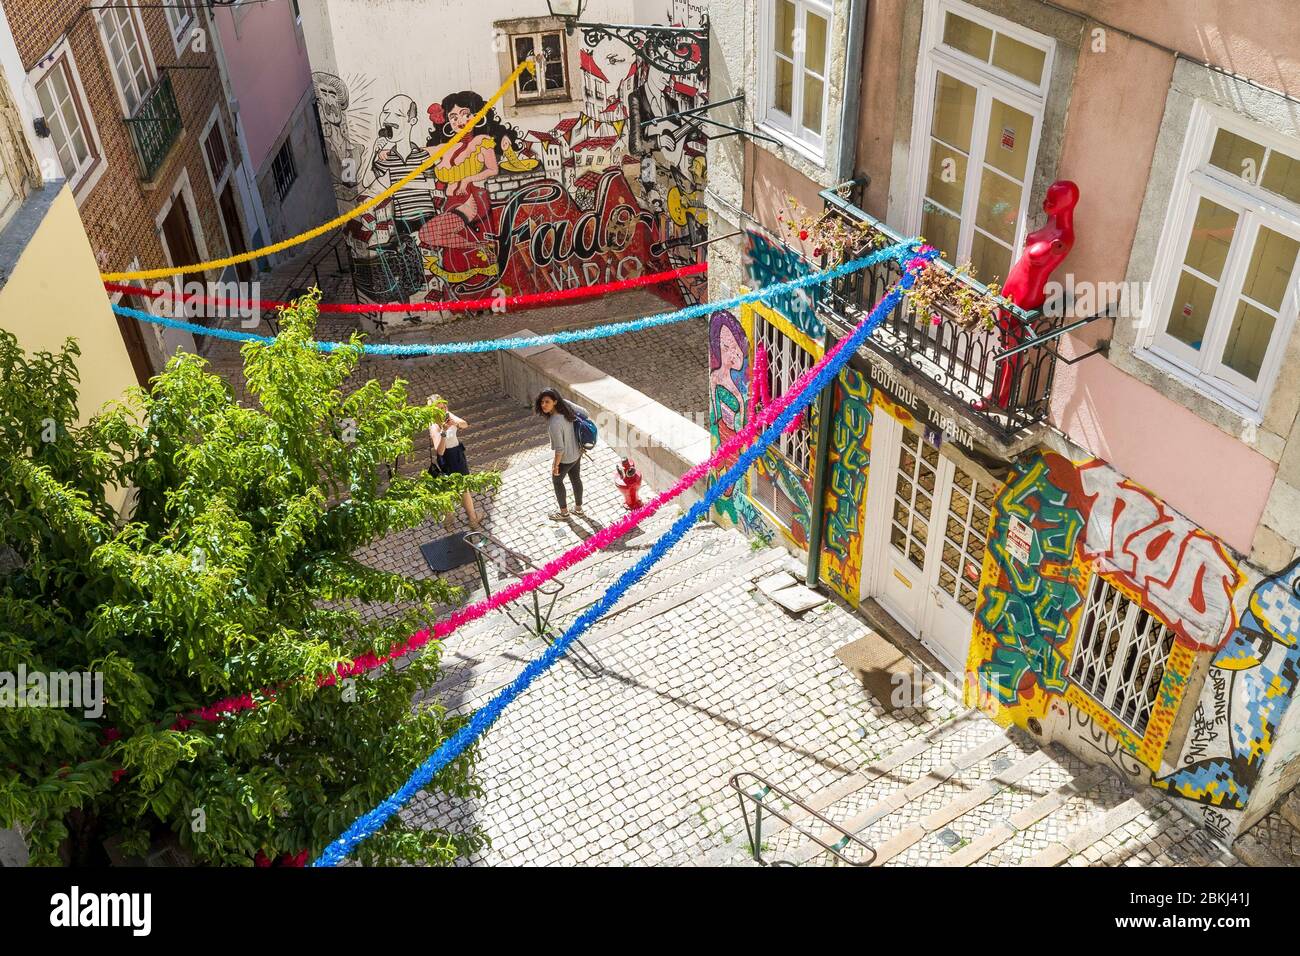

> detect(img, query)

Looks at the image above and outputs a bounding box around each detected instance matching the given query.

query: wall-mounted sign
[867,360,978,457]
[1007,515,1034,565]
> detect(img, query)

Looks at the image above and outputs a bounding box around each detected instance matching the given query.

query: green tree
[0,293,497,865]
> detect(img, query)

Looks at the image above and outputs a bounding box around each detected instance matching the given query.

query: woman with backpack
[535,387,591,520]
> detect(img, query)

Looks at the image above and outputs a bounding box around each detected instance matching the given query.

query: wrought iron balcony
[817,185,1066,444]
[123,73,182,181]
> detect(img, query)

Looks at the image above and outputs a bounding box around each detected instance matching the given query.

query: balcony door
[863,412,993,675]
[907,1,1053,285]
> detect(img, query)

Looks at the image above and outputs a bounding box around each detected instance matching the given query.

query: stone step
[1024,789,1166,866]
[940,765,1112,866]
[701,709,990,866]
[782,727,1020,866]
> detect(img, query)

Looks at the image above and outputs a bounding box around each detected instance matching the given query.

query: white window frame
[756,0,834,163]
[508,28,571,103]
[753,313,816,473]
[93,0,158,118]
[904,0,1054,279]
[163,0,198,57]
[1068,573,1176,737]
[28,38,108,202]
[199,107,232,198]
[1138,101,1300,418]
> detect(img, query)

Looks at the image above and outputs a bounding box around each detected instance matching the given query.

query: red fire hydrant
[615,458,644,510]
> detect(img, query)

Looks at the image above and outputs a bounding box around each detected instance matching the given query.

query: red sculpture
[615,458,644,510]
[975,179,1078,411]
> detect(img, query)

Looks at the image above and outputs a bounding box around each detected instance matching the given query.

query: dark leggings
[553,458,583,509]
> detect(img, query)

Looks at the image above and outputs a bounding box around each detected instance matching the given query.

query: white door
[866,414,994,673]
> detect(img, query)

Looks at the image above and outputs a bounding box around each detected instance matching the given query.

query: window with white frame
[202,117,230,190]
[1069,574,1175,737]
[759,0,832,158]
[510,29,569,102]
[33,53,102,190]
[164,0,197,51]
[1142,105,1300,413]
[97,5,154,116]
[910,0,1053,284]
[748,315,816,528]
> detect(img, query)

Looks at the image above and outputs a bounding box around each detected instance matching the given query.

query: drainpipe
[835,0,869,182]
[804,331,838,587]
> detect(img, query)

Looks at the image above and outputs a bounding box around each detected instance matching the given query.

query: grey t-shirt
[548,400,589,464]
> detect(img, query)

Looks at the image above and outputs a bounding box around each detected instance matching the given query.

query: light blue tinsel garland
[109,242,910,357]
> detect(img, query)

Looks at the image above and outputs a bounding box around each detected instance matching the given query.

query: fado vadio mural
[310,18,708,325]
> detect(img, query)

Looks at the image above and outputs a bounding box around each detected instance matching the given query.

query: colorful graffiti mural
[311,9,708,322]
[707,309,774,545]
[743,229,823,338]
[1156,558,1300,812]
[820,367,872,601]
[1076,461,1242,651]
[967,452,1231,772]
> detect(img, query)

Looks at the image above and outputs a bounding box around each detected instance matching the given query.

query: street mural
[1155,558,1300,820]
[708,309,774,545]
[820,367,872,601]
[966,452,1234,772]
[311,8,708,324]
[743,229,823,338]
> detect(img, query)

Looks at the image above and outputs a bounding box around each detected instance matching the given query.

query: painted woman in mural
[419,91,536,295]
[708,310,748,450]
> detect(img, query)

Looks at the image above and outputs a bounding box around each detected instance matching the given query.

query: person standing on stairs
[535,387,587,521]
[428,395,482,530]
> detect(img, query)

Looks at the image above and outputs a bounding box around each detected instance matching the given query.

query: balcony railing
[123,73,182,181]
[817,185,1066,442]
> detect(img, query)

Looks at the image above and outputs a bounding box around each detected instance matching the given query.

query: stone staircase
[698,710,1254,867]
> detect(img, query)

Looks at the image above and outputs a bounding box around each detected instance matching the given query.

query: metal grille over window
[754,314,814,472]
[938,465,992,612]
[890,429,935,572]
[272,140,297,201]
[1069,575,1176,736]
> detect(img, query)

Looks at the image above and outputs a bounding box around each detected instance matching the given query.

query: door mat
[419,534,478,572]
[834,631,930,713]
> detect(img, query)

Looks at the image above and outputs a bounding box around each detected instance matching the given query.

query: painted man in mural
[366,94,438,240]
[418,91,535,296]
[312,72,365,204]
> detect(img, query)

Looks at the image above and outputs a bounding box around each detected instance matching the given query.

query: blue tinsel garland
[311,246,934,866]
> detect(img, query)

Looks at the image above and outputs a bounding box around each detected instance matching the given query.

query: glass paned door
[871,415,992,674]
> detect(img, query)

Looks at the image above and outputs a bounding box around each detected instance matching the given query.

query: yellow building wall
[0,185,138,425]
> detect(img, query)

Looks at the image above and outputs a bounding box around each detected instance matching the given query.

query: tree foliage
[0,293,497,865]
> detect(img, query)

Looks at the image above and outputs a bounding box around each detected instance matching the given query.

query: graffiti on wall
[820,367,872,601]
[971,455,1087,710]
[1156,558,1300,812]
[1076,461,1242,651]
[312,9,708,321]
[967,453,1231,772]
[707,309,774,545]
[743,229,823,338]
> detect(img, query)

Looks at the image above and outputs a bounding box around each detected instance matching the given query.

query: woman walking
[535,387,588,521]
[428,395,481,530]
